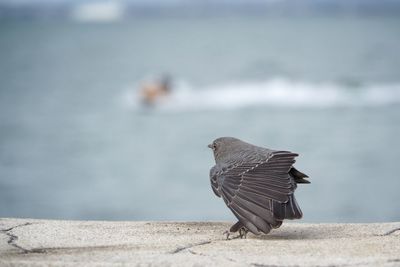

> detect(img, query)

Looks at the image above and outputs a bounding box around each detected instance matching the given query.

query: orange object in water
[139,76,171,106]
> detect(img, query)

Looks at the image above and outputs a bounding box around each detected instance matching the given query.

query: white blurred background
[0,0,399,222]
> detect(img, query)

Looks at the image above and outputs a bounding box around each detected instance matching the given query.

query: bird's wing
[219,151,299,234]
[209,165,221,197]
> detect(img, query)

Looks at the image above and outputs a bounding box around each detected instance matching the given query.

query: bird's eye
[212,144,217,150]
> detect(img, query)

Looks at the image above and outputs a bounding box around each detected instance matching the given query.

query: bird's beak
[208,144,213,149]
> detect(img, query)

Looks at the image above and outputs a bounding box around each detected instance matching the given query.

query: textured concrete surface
[0,218,400,266]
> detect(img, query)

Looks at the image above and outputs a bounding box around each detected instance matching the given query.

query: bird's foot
[223,230,231,240]
[223,228,249,240]
[223,230,240,240]
[239,227,249,239]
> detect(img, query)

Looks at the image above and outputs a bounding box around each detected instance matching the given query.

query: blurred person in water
[139,75,172,106]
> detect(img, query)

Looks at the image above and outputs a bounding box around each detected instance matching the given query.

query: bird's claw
[223,227,248,240]
[223,230,231,240]
[239,227,248,239]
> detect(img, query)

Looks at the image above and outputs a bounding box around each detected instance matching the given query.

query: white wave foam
[71,2,124,23]
[121,78,400,111]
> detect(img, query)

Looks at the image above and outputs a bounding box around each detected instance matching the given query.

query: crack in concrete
[251,264,299,267]
[170,240,212,254]
[0,222,44,254]
[188,248,237,263]
[381,227,400,236]
[251,258,400,267]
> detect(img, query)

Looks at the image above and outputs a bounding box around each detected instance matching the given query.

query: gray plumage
[208,137,309,235]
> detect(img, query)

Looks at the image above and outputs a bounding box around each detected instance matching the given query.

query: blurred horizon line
[1,0,400,20]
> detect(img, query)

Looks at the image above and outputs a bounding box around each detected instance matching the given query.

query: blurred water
[0,15,400,222]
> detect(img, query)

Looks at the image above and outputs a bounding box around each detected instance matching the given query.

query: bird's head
[208,137,246,163]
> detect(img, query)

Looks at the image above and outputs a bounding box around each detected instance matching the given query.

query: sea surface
[1,14,400,223]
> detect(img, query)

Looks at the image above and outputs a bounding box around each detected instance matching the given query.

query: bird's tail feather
[290,167,310,184]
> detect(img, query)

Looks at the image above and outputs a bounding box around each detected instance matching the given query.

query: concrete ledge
[1,218,399,266]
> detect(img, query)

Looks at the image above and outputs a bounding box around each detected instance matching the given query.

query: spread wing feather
[238,184,289,202]
[218,151,301,234]
[273,195,303,220]
[221,187,270,234]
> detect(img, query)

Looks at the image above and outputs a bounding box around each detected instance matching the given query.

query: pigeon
[208,137,309,237]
